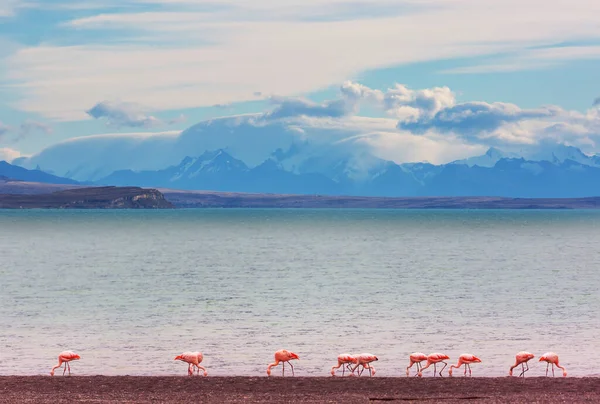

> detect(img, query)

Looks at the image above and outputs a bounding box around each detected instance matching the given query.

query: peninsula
[0,186,174,209]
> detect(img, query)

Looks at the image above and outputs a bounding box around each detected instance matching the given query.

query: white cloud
[0,147,21,162]
[19,120,53,136]
[0,0,19,17]
[442,45,600,74]
[17,111,477,181]
[0,119,53,142]
[87,101,162,128]
[5,0,600,120]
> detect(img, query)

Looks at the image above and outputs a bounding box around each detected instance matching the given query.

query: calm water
[1,209,599,377]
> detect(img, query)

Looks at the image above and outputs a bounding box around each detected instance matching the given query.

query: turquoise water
[1,209,599,377]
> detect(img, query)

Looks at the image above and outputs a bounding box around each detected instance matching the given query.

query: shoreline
[2,376,599,403]
[4,179,600,209]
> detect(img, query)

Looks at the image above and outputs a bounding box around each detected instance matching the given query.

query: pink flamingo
[448,353,481,377]
[267,349,299,376]
[406,352,428,377]
[174,352,208,376]
[539,352,567,377]
[50,351,80,376]
[509,351,535,377]
[417,353,450,377]
[331,353,357,376]
[351,353,378,377]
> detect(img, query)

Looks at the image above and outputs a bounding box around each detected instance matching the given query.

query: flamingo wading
[267,349,299,376]
[539,352,567,377]
[406,352,428,377]
[50,351,80,376]
[418,353,450,377]
[174,351,208,376]
[351,353,378,377]
[448,353,481,377]
[509,351,535,377]
[331,353,356,376]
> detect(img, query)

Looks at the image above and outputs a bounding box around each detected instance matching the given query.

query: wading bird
[448,353,481,377]
[331,353,357,376]
[267,349,299,376]
[539,352,567,377]
[418,353,450,377]
[406,352,428,377]
[174,351,208,376]
[351,353,378,377]
[50,351,80,376]
[509,351,535,377]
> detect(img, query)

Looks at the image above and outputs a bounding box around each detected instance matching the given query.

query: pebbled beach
[1,376,599,403]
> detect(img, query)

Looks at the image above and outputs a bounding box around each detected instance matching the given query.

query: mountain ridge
[94,147,600,198]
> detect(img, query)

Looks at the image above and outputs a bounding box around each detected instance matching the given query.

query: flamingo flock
[48,349,568,378]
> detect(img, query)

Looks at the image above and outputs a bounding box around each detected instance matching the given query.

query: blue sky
[1,0,600,166]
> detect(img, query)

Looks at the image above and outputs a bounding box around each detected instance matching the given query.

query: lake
[1,209,598,377]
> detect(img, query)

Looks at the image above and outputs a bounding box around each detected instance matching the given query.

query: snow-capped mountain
[451,147,519,167]
[98,150,337,194]
[523,144,600,167]
[96,147,600,197]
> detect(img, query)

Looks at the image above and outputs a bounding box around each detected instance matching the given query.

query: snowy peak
[451,147,518,167]
[524,144,600,167]
[170,150,248,181]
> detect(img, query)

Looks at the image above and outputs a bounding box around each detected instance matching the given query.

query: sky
[1,0,600,169]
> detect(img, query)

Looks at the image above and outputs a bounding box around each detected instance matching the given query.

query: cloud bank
[86,101,185,128]
[0,147,21,162]
[4,0,600,120]
[13,81,600,182]
[0,119,53,143]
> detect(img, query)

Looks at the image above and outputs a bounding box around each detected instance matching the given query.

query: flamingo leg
[62,363,67,376]
[439,362,447,377]
[282,361,285,377]
[546,362,549,376]
[519,362,529,377]
[433,363,437,377]
[68,362,71,375]
[468,363,472,376]
[289,361,295,377]
[552,364,555,377]
[369,365,373,377]
[519,363,524,377]
[464,364,467,376]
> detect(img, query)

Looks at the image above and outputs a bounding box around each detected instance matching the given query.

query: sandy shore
[1,376,599,403]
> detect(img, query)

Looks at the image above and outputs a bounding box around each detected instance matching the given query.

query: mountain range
[5,144,600,198]
[93,145,600,198]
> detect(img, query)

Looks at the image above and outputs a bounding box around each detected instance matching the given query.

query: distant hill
[0,161,79,185]
[0,177,81,195]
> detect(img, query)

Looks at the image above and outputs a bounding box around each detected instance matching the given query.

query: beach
[1,376,599,403]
